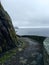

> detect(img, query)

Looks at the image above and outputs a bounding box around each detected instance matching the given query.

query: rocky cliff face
[0,3,18,54]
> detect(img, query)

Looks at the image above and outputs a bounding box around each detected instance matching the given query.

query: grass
[0,47,17,63]
[0,39,26,63]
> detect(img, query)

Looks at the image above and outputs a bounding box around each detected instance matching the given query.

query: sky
[1,0,49,28]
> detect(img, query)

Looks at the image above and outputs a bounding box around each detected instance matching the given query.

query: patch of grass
[0,47,17,63]
[0,39,26,63]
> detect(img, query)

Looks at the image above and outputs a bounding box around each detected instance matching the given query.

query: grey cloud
[1,0,49,28]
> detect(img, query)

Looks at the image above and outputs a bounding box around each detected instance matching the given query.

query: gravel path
[2,37,44,65]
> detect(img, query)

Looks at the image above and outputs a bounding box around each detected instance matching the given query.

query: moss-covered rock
[0,3,19,54]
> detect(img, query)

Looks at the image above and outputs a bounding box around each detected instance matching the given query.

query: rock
[0,3,18,54]
[43,38,49,55]
[43,38,49,65]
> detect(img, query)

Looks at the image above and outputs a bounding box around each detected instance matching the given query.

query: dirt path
[3,37,44,65]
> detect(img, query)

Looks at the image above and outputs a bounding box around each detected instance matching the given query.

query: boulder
[43,38,49,65]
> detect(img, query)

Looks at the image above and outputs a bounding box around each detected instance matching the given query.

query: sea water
[15,28,49,37]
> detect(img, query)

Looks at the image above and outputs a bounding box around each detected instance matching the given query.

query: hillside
[0,3,21,55]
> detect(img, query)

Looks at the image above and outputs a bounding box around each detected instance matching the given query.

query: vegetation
[0,3,22,62]
[0,48,17,63]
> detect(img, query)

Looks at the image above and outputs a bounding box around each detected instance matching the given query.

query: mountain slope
[0,3,19,54]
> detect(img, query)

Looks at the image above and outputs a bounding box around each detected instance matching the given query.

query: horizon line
[15,26,49,29]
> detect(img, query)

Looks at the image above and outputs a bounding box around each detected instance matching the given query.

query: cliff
[0,3,19,54]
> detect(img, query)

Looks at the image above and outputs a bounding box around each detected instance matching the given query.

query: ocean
[15,28,49,37]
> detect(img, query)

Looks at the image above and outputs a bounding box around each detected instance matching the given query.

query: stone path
[2,38,44,65]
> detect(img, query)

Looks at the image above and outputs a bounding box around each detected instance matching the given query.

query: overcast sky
[1,0,49,28]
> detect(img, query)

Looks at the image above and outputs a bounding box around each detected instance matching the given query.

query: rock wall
[0,3,18,54]
[43,38,49,65]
